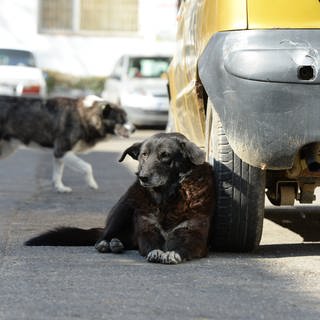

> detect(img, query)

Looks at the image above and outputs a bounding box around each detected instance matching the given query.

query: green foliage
[45,70,106,96]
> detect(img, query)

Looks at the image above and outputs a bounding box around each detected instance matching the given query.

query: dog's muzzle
[138,175,151,187]
[114,123,135,138]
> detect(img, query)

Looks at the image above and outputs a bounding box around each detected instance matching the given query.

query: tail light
[22,85,41,95]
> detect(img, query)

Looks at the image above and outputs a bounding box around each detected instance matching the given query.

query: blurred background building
[0,0,177,77]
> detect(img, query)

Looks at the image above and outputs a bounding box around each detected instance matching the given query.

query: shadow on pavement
[257,242,320,258]
[265,207,320,242]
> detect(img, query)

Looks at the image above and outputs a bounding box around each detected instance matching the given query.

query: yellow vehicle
[168,0,320,252]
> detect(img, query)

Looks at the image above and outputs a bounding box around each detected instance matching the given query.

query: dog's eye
[160,152,171,163]
[141,152,148,159]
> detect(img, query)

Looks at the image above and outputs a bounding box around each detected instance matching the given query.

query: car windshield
[128,57,171,78]
[0,49,36,67]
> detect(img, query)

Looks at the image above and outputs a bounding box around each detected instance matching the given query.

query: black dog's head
[100,102,135,138]
[119,133,205,188]
[82,95,135,138]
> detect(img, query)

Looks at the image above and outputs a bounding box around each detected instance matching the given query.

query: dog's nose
[124,122,135,134]
[139,175,149,184]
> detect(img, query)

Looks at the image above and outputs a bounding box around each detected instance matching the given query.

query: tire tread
[208,105,265,252]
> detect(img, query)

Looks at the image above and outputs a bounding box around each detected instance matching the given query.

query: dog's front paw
[95,240,110,253]
[110,238,124,253]
[147,250,182,264]
[161,251,182,264]
[146,249,164,263]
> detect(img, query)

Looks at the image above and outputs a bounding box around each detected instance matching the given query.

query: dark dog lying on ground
[0,95,134,192]
[25,133,215,264]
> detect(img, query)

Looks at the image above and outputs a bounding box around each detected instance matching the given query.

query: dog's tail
[24,227,104,246]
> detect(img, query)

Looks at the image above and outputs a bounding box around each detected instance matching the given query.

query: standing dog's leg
[63,152,98,190]
[52,157,72,193]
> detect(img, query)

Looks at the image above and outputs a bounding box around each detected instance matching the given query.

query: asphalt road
[0,129,319,320]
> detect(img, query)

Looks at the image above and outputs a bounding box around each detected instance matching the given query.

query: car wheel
[205,100,265,252]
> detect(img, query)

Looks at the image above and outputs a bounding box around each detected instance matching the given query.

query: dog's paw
[95,240,110,253]
[54,184,72,193]
[147,249,164,263]
[87,178,99,190]
[110,238,124,253]
[161,251,182,264]
[147,250,182,264]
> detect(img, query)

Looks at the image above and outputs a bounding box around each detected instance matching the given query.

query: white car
[102,54,171,126]
[0,48,46,97]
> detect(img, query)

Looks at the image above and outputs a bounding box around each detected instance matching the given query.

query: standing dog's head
[82,95,135,138]
[119,133,205,188]
[101,103,135,138]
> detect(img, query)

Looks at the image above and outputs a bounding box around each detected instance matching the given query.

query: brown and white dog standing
[0,95,134,192]
[25,133,214,264]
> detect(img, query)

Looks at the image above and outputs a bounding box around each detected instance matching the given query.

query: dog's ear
[119,142,142,162]
[181,141,206,165]
[101,103,112,118]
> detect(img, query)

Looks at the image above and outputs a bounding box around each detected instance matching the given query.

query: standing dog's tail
[24,227,104,246]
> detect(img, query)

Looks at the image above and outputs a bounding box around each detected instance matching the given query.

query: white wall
[0,0,177,76]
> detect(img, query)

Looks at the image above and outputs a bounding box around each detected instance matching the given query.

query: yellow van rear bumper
[199,29,320,169]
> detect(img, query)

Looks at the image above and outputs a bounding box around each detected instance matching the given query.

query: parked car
[168,0,320,252]
[0,48,46,97]
[101,54,171,126]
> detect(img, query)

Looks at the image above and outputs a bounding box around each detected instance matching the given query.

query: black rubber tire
[205,103,265,252]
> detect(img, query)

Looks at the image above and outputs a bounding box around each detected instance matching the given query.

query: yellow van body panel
[169,0,247,146]
[247,0,320,29]
[201,0,247,46]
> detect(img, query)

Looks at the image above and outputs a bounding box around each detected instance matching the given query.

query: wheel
[205,101,265,252]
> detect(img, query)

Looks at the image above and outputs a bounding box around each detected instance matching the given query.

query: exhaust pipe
[303,143,320,172]
[297,65,315,81]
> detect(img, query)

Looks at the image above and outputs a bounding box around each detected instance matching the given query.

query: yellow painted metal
[169,0,205,145]
[168,0,247,146]
[247,0,320,29]
[200,0,247,50]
